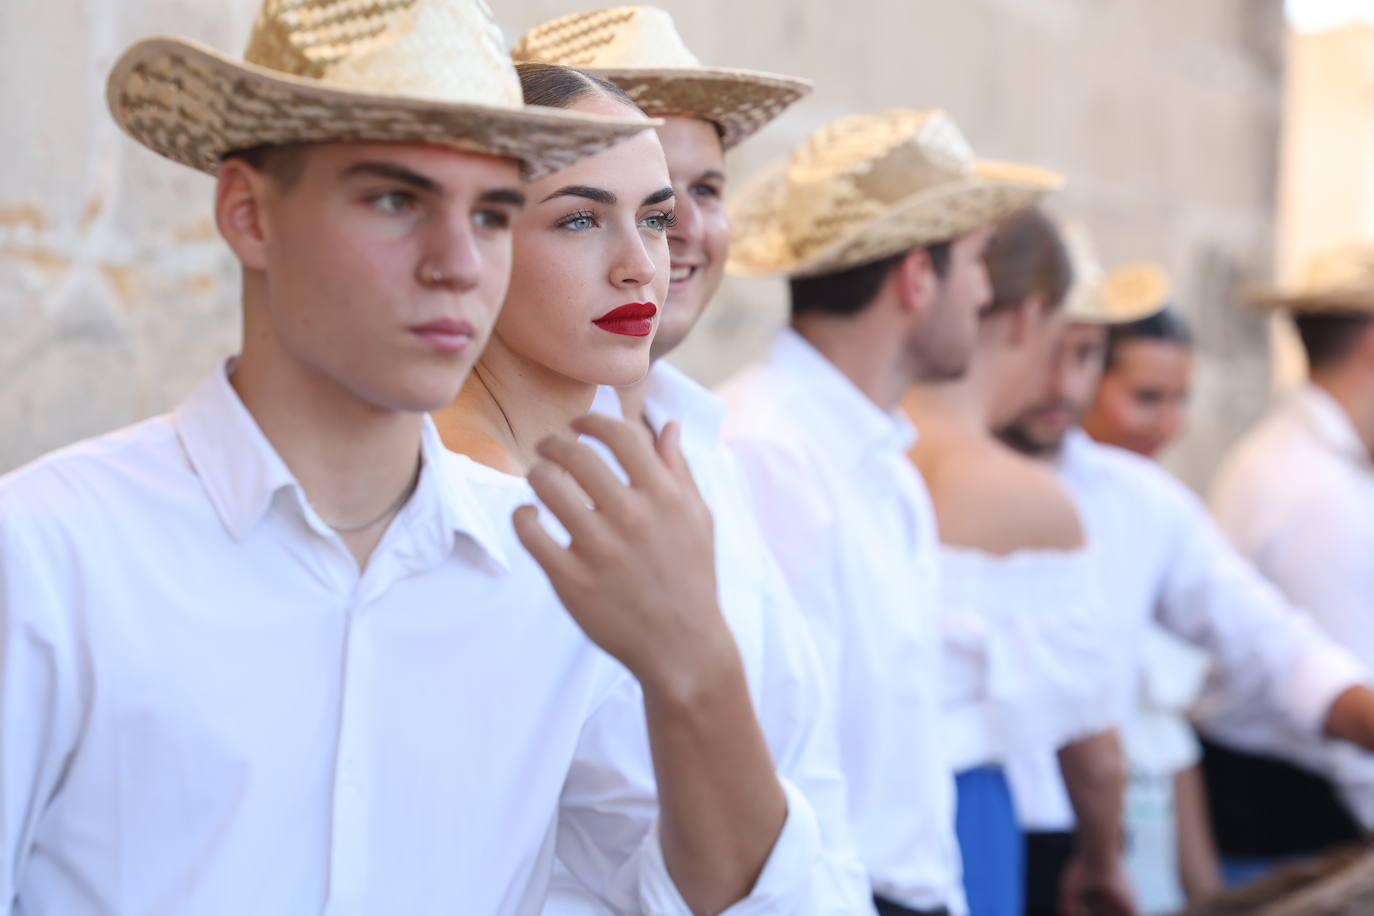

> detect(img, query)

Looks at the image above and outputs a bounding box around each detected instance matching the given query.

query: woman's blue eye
[642,210,678,232]
[557,211,597,231]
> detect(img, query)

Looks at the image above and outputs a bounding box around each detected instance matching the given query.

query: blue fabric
[955,766,1023,916]
[1221,854,1308,889]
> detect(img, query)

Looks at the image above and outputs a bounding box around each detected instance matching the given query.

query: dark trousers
[1023,830,1075,916]
[873,895,951,916]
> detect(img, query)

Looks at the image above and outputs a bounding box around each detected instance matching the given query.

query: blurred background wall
[0,0,1358,493]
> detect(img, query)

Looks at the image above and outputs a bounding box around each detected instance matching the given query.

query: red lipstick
[592,302,657,337]
[410,318,476,353]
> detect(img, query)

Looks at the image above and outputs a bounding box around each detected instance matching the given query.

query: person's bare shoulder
[921,438,1084,555]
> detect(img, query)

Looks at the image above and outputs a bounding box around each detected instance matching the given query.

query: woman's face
[1082,338,1193,457]
[651,116,729,360]
[494,92,674,387]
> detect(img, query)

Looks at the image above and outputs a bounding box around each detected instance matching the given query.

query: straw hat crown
[511,6,811,149]
[728,108,1062,277]
[108,0,653,179]
[513,5,704,70]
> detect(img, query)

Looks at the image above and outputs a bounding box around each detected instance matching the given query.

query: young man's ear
[215,159,273,272]
[892,247,938,319]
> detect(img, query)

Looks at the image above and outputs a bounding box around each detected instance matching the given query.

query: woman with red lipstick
[432,61,840,914]
[512,9,875,913]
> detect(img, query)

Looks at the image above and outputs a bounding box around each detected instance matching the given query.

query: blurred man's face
[998,321,1109,456]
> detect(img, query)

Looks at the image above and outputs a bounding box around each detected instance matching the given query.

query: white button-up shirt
[719,330,965,915]
[1006,427,1368,831]
[539,360,874,915]
[940,545,1116,774]
[0,364,792,916]
[1204,383,1374,825]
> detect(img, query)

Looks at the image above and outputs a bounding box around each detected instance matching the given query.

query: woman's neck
[903,362,992,434]
[433,338,598,475]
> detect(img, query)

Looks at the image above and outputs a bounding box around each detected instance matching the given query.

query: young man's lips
[592,302,657,338]
[410,318,476,353]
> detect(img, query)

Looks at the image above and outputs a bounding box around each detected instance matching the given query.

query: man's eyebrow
[642,187,675,207]
[341,161,440,192]
[696,170,727,184]
[540,184,616,205]
[480,188,527,208]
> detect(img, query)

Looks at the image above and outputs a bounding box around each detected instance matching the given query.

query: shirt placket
[323,549,397,914]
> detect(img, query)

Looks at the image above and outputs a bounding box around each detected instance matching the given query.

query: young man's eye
[556,210,597,231]
[474,209,512,230]
[371,190,416,214]
[691,183,721,200]
[641,210,678,232]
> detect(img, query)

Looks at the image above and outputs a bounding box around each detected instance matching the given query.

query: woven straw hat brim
[107,36,656,181]
[584,66,812,149]
[728,158,1063,278]
[1066,298,1167,325]
[1247,288,1374,315]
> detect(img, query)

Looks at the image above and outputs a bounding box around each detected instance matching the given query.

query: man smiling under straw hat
[515,6,876,916]
[0,1,795,913]
[718,108,1060,916]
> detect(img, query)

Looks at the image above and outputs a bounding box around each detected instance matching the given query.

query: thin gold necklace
[326,456,422,534]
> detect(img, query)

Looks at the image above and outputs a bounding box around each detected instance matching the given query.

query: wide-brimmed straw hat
[511,6,811,150]
[106,0,655,180]
[1059,224,1171,323]
[1250,243,1374,315]
[726,109,1063,278]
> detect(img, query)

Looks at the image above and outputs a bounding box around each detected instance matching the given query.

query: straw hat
[106,0,655,180]
[725,109,1063,278]
[1250,243,1374,315]
[511,6,811,150]
[1067,265,1170,327]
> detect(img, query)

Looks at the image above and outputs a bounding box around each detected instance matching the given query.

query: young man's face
[999,320,1109,455]
[910,225,995,381]
[651,116,729,362]
[239,142,525,413]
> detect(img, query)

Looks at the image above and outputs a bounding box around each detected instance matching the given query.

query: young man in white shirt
[717,109,1060,916]
[1202,244,1374,881]
[996,249,1374,907]
[0,3,804,913]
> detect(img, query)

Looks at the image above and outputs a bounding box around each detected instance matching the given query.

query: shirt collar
[640,361,726,451]
[173,361,509,570]
[173,362,300,542]
[769,327,917,467]
[1292,383,1372,469]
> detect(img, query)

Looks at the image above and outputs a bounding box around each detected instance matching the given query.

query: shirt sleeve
[0,485,87,910]
[1155,472,1367,738]
[554,669,830,915]
[746,534,876,913]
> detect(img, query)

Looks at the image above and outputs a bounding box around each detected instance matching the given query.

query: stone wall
[1,0,1286,490]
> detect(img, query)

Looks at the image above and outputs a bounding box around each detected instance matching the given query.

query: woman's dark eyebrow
[642,187,675,207]
[541,184,616,205]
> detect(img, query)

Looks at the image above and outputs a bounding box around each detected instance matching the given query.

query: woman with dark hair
[1082,307,1194,458]
[902,208,1132,916]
